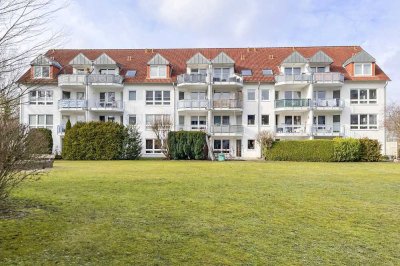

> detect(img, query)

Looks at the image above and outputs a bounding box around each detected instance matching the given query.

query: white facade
[20,49,390,158]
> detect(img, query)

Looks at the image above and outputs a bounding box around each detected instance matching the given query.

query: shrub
[333,138,361,162]
[359,138,381,162]
[122,125,142,160]
[168,131,207,160]
[65,119,71,132]
[62,122,126,160]
[29,128,53,154]
[264,140,334,162]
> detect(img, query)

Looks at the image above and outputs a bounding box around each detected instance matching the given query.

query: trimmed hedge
[62,121,126,160]
[264,140,335,162]
[168,131,208,160]
[29,128,53,154]
[263,138,382,162]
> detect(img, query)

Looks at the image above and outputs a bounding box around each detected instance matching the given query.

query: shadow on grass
[0,198,58,220]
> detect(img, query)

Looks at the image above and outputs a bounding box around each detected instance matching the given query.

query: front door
[236,139,242,157]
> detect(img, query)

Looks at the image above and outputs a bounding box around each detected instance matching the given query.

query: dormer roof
[69,53,92,65]
[187,52,210,65]
[30,54,61,68]
[148,53,169,65]
[211,52,235,64]
[282,51,307,64]
[309,50,333,64]
[343,50,376,67]
[93,53,117,65]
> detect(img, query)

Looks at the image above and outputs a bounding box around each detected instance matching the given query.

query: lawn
[0,161,399,265]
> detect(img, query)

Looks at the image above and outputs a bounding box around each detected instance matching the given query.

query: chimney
[127,56,132,61]
[269,54,274,60]
[241,54,245,60]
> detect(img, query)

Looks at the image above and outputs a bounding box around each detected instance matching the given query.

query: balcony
[58,99,87,111]
[213,99,243,110]
[177,74,207,87]
[87,74,123,88]
[176,125,207,131]
[312,124,343,137]
[58,74,86,87]
[212,74,243,88]
[312,99,344,110]
[57,124,66,136]
[275,74,312,87]
[90,101,124,112]
[276,124,308,137]
[313,72,344,86]
[211,125,243,136]
[275,99,311,112]
[177,100,208,110]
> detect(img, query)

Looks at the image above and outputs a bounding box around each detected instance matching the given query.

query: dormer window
[284,67,301,75]
[310,67,326,73]
[191,68,207,75]
[354,63,372,76]
[34,66,50,78]
[150,65,167,78]
[99,68,116,75]
[213,68,230,81]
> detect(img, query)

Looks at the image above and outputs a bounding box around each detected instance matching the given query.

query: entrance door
[236,139,242,157]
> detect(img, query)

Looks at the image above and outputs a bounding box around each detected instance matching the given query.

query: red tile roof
[19,46,390,84]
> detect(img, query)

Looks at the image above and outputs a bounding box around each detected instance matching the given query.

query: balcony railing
[91,101,124,110]
[313,72,344,83]
[276,124,307,135]
[275,74,312,84]
[211,125,243,134]
[213,99,243,109]
[58,74,86,86]
[58,99,87,109]
[176,125,207,131]
[275,99,311,108]
[178,99,208,109]
[312,124,343,136]
[312,99,344,108]
[213,74,243,85]
[87,74,123,85]
[177,74,207,84]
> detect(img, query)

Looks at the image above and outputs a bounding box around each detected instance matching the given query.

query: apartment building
[18,46,390,158]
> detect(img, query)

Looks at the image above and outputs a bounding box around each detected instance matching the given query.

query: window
[262,69,273,76]
[350,89,377,104]
[261,115,269,125]
[29,90,53,105]
[313,91,326,100]
[247,139,255,150]
[126,70,136,77]
[145,90,170,105]
[247,89,256,101]
[146,139,162,154]
[354,63,372,76]
[214,115,230,126]
[241,69,252,76]
[261,89,269,101]
[149,65,167,78]
[77,92,85,100]
[310,67,326,73]
[191,68,207,75]
[284,91,301,99]
[76,68,86,74]
[284,67,301,75]
[179,91,184,100]
[214,139,230,153]
[350,114,378,129]
[247,115,255,125]
[333,90,340,99]
[213,68,230,81]
[179,116,185,126]
[28,114,53,129]
[128,115,136,125]
[33,66,50,78]
[145,114,171,129]
[129,91,136,101]
[191,116,207,129]
[99,69,116,75]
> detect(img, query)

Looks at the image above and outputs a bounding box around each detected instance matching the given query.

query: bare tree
[256,130,275,158]
[0,0,65,109]
[151,117,172,159]
[385,103,400,141]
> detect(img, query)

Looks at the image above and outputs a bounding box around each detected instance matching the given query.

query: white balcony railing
[88,74,123,85]
[211,125,243,134]
[276,124,307,135]
[58,99,87,109]
[178,99,208,109]
[177,74,207,84]
[213,99,243,109]
[91,101,124,110]
[58,74,86,86]
[312,99,344,108]
[313,72,344,83]
[213,74,243,85]
[312,124,343,136]
[275,99,311,109]
[176,125,207,131]
[275,74,312,84]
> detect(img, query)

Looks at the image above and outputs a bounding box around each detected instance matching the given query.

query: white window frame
[261,115,269,126]
[261,89,269,101]
[247,139,255,150]
[350,114,378,130]
[145,114,171,129]
[150,65,167,79]
[28,114,53,129]
[247,114,256,125]
[99,68,116,75]
[213,139,230,153]
[128,115,137,125]
[247,89,256,101]
[354,63,372,76]
[350,89,377,104]
[146,90,170,105]
[190,115,207,130]
[33,66,50,79]
[128,91,136,101]
[29,90,53,105]
[145,139,162,154]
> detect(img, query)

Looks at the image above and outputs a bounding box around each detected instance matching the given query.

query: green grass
[1,161,399,265]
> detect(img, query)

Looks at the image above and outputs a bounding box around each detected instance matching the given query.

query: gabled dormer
[69,53,92,74]
[186,52,210,75]
[343,50,376,77]
[147,53,170,79]
[308,50,333,73]
[211,52,235,81]
[93,53,119,75]
[280,51,307,75]
[30,54,61,79]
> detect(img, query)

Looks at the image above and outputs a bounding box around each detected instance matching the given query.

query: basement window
[241,69,252,76]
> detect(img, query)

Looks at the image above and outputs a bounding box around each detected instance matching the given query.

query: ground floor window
[248,139,255,150]
[261,115,269,125]
[145,139,162,154]
[29,114,53,129]
[128,115,136,125]
[214,139,230,153]
[350,114,377,130]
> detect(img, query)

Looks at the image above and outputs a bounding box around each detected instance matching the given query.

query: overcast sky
[54,0,399,101]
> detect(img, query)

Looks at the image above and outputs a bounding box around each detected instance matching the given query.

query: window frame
[354,63,372,76]
[33,66,50,79]
[145,139,162,154]
[145,114,171,129]
[247,139,255,150]
[128,90,136,101]
[350,89,377,104]
[261,115,269,126]
[149,65,167,79]
[28,114,53,129]
[261,89,270,101]
[145,90,171,105]
[350,114,378,130]
[247,114,255,125]
[29,89,53,105]
[128,115,137,125]
[247,89,256,101]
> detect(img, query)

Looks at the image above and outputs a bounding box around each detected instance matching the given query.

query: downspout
[172,81,176,131]
[257,81,261,158]
[383,80,388,155]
